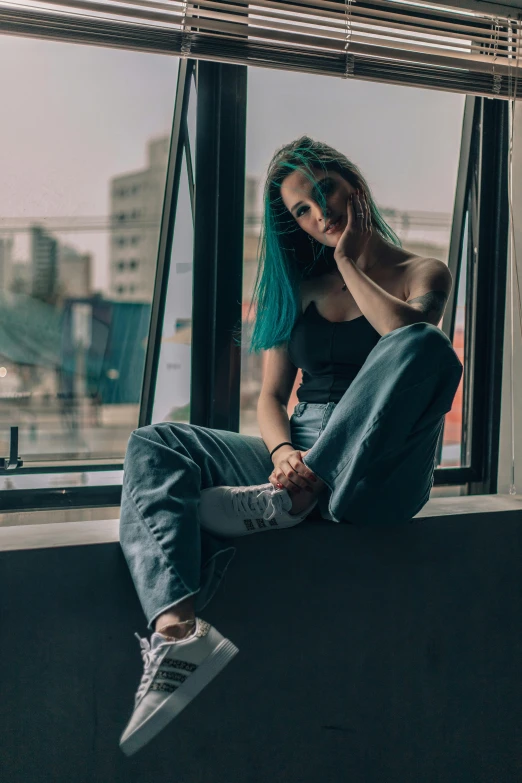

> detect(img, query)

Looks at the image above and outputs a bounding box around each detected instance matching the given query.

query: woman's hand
[269,448,318,495]
[333,189,372,267]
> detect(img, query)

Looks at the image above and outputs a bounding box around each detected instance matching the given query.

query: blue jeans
[120,322,463,627]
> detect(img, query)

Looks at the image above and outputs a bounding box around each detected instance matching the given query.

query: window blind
[1,0,521,98]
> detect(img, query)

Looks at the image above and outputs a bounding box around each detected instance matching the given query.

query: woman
[118,136,463,755]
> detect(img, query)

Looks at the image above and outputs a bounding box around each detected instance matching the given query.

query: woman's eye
[296,206,308,218]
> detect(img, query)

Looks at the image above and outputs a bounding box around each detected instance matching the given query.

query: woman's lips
[325,216,343,234]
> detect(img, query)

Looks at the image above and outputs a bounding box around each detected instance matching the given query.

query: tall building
[109,136,169,302]
[58,244,92,299]
[0,237,13,291]
[31,225,58,302]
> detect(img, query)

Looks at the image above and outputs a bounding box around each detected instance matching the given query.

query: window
[240,67,465,474]
[0,34,179,498]
[129,259,138,271]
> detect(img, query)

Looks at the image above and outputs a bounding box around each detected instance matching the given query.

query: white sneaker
[198,482,317,538]
[119,618,238,756]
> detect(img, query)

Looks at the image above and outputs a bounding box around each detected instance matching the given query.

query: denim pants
[120,322,463,627]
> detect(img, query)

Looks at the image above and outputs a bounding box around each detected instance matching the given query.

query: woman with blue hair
[118,136,463,755]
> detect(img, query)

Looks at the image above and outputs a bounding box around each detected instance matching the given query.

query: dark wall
[2,511,522,783]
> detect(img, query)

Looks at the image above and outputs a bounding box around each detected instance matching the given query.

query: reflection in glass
[151,153,193,425]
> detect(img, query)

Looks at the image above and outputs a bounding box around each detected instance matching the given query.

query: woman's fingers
[352,190,371,233]
[354,190,365,228]
[273,461,315,494]
[363,193,372,232]
[295,454,318,484]
[269,473,298,494]
[342,193,353,233]
[269,452,320,495]
[356,191,371,233]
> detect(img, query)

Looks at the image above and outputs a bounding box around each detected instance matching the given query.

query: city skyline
[0,34,465,294]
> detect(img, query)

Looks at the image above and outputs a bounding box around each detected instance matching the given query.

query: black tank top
[287,300,381,403]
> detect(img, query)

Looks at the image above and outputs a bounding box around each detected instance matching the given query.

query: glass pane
[439,211,468,468]
[151,152,194,424]
[0,36,179,470]
[240,68,465,495]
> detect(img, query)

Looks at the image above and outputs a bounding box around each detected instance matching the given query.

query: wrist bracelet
[270,441,294,459]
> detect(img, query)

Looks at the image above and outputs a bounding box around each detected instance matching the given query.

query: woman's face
[280,168,356,247]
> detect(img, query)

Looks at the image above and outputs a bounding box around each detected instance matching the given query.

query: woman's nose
[312,202,330,222]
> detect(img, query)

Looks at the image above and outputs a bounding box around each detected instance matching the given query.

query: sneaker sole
[120,637,239,756]
[201,500,318,538]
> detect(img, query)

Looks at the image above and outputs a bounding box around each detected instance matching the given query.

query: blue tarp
[61,298,151,405]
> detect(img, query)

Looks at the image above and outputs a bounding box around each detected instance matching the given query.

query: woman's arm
[258,347,317,493]
[257,345,298,460]
[335,191,452,336]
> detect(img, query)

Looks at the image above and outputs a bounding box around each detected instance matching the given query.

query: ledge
[0,494,521,553]
[2,491,522,781]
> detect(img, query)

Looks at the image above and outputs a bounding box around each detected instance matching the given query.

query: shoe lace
[230,486,284,522]
[134,634,165,704]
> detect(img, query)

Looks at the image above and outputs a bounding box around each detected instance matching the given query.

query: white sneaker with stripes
[198,482,317,538]
[119,618,238,756]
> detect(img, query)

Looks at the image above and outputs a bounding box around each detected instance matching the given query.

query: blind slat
[1,0,521,98]
[181,11,516,68]
[193,0,514,41]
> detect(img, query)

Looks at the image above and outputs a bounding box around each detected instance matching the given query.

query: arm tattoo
[406,290,448,323]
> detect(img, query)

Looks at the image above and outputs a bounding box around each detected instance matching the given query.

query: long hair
[243,136,401,354]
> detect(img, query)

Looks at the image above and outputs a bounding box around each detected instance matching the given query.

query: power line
[0,209,452,236]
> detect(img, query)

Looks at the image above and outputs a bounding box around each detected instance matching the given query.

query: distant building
[0,237,13,291]
[109,136,169,302]
[10,261,32,295]
[58,244,92,299]
[31,225,58,302]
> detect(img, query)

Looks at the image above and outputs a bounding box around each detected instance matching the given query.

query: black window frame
[434,96,509,491]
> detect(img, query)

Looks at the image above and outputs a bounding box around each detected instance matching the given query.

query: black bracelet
[269,441,294,459]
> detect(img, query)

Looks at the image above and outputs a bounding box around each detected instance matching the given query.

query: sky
[0,33,465,292]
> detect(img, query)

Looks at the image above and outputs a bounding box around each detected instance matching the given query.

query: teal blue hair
[243,136,401,354]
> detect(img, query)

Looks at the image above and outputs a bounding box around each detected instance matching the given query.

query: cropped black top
[287,300,381,403]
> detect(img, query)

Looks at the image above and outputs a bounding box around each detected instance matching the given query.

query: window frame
[434,96,509,491]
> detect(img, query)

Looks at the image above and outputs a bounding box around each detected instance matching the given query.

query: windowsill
[0,494,521,553]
